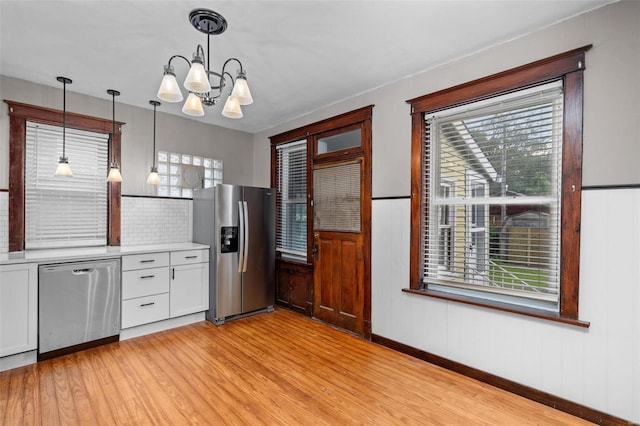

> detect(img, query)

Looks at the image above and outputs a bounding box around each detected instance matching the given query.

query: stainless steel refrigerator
[193,184,275,325]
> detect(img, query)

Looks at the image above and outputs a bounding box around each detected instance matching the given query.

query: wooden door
[313,159,365,335]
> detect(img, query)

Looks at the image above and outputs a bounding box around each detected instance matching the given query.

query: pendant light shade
[183,54,211,93]
[55,158,73,177]
[230,72,253,105]
[107,163,123,182]
[146,167,161,185]
[157,65,184,103]
[221,95,242,119]
[182,92,205,116]
[54,76,73,177]
[106,89,122,182]
[147,100,161,185]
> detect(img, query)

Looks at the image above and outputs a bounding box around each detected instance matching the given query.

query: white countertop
[0,242,209,266]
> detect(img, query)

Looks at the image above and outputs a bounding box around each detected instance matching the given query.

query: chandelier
[156,8,253,119]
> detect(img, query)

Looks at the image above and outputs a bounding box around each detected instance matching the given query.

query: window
[408,46,591,324]
[156,151,223,198]
[7,101,122,251]
[275,140,307,260]
[25,121,109,249]
[424,82,562,310]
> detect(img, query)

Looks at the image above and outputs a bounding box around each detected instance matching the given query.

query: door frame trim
[270,105,373,338]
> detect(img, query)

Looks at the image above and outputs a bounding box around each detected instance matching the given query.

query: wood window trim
[406,46,592,324]
[5,100,123,251]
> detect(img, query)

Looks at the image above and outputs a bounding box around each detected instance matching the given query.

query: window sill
[402,288,590,328]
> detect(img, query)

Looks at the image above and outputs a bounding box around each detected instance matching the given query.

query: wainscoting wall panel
[371,189,640,423]
[0,192,7,253]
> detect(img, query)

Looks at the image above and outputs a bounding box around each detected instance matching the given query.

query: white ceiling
[0,0,612,134]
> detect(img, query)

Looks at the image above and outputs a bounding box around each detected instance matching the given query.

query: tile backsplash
[0,194,192,251]
[121,196,192,246]
[0,192,7,253]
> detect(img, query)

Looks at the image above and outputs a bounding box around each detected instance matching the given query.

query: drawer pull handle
[140,275,155,279]
[140,259,155,263]
[140,302,155,307]
[185,256,198,259]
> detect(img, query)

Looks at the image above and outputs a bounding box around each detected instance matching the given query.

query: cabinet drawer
[170,249,208,266]
[121,293,169,329]
[122,252,170,271]
[122,267,170,300]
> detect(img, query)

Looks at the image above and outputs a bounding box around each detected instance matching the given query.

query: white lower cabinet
[0,263,37,357]
[121,252,170,329]
[121,248,209,328]
[170,249,209,318]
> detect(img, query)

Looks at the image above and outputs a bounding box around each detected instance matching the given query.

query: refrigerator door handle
[242,201,249,273]
[238,200,245,273]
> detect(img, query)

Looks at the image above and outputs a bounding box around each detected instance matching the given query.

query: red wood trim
[107,131,122,246]
[407,45,592,114]
[5,100,124,133]
[402,287,589,328]
[408,47,589,322]
[270,105,374,145]
[361,117,373,339]
[372,334,630,426]
[409,111,425,290]
[8,116,26,251]
[0,189,8,192]
[5,99,123,250]
[270,105,374,338]
[559,70,584,319]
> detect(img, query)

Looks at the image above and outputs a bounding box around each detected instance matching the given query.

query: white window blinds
[25,121,109,249]
[276,140,307,260]
[423,81,563,309]
[313,161,361,232]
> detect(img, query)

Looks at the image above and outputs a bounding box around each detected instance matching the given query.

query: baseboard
[120,312,205,340]
[0,350,37,372]
[371,334,635,426]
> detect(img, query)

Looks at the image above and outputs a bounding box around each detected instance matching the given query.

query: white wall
[252,1,640,422]
[0,75,255,194]
[0,76,255,251]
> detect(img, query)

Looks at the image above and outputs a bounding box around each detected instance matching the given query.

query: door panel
[317,237,335,311]
[313,155,365,335]
[313,232,363,333]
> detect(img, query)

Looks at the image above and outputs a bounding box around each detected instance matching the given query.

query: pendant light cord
[152,103,157,168]
[62,80,67,158]
[112,91,115,137]
[106,89,120,167]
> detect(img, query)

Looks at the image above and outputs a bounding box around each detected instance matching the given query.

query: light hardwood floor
[1,308,591,425]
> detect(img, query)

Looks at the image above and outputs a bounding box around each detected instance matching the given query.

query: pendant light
[106,89,123,182]
[147,100,161,185]
[54,76,73,177]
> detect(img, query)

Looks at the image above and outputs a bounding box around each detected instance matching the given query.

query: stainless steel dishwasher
[38,258,121,360]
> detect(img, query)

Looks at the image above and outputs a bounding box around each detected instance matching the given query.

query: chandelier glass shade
[156,9,253,119]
